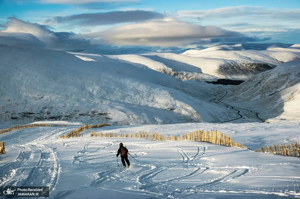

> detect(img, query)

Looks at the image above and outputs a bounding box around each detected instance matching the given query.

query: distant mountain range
[0,43,299,124]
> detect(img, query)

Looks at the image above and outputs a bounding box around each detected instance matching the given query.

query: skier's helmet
[120,143,123,147]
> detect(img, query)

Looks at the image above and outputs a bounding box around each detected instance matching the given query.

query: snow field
[0,124,299,198]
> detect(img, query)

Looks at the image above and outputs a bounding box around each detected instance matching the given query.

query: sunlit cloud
[77,18,260,47]
[0,17,270,49]
[2,17,56,44]
[237,28,289,33]
[0,18,90,50]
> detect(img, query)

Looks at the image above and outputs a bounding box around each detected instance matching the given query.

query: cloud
[40,0,138,4]
[0,23,6,29]
[3,17,56,44]
[209,36,271,44]
[82,18,245,47]
[0,18,90,50]
[177,6,300,20]
[237,28,289,33]
[175,6,300,44]
[223,22,252,27]
[177,6,300,21]
[0,17,270,50]
[46,10,165,26]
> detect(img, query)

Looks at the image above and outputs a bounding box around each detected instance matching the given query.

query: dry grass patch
[0,124,67,135]
[255,142,300,157]
[91,130,245,148]
[60,123,111,139]
[0,141,5,155]
[0,142,5,155]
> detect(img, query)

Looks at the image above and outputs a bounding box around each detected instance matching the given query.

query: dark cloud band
[47,10,165,26]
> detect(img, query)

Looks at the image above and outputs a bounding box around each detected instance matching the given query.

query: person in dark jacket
[116,143,130,168]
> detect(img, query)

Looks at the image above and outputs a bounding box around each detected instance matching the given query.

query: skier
[116,143,130,168]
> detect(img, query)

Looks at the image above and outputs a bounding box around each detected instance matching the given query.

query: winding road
[212,89,265,123]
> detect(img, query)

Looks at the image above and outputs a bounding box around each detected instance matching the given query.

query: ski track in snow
[15,144,60,189]
[132,146,251,198]
[0,127,75,196]
[84,142,253,198]
[73,140,116,165]
[1,127,300,199]
[0,144,60,196]
[0,145,32,186]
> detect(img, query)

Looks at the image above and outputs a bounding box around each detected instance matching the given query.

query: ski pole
[128,153,139,162]
[117,156,119,167]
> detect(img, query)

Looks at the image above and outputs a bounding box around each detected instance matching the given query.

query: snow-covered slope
[71,44,300,86]
[224,60,300,121]
[181,44,300,79]
[106,54,217,81]
[0,44,239,124]
[98,44,300,81]
[183,44,300,63]
[1,44,300,124]
[0,122,300,199]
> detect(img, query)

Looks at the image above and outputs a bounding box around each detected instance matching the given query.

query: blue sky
[0,0,300,50]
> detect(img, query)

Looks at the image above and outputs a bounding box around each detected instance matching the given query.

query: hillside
[97,44,300,81]
[223,60,300,121]
[0,44,238,124]
[1,44,300,124]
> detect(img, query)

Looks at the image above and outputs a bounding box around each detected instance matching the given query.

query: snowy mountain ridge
[102,44,300,81]
[0,43,300,124]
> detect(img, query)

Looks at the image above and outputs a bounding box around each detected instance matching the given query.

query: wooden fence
[254,142,300,157]
[91,130,245,148]
[0,141,5,155]
[60,123,111,139]
[0,124,67,135]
